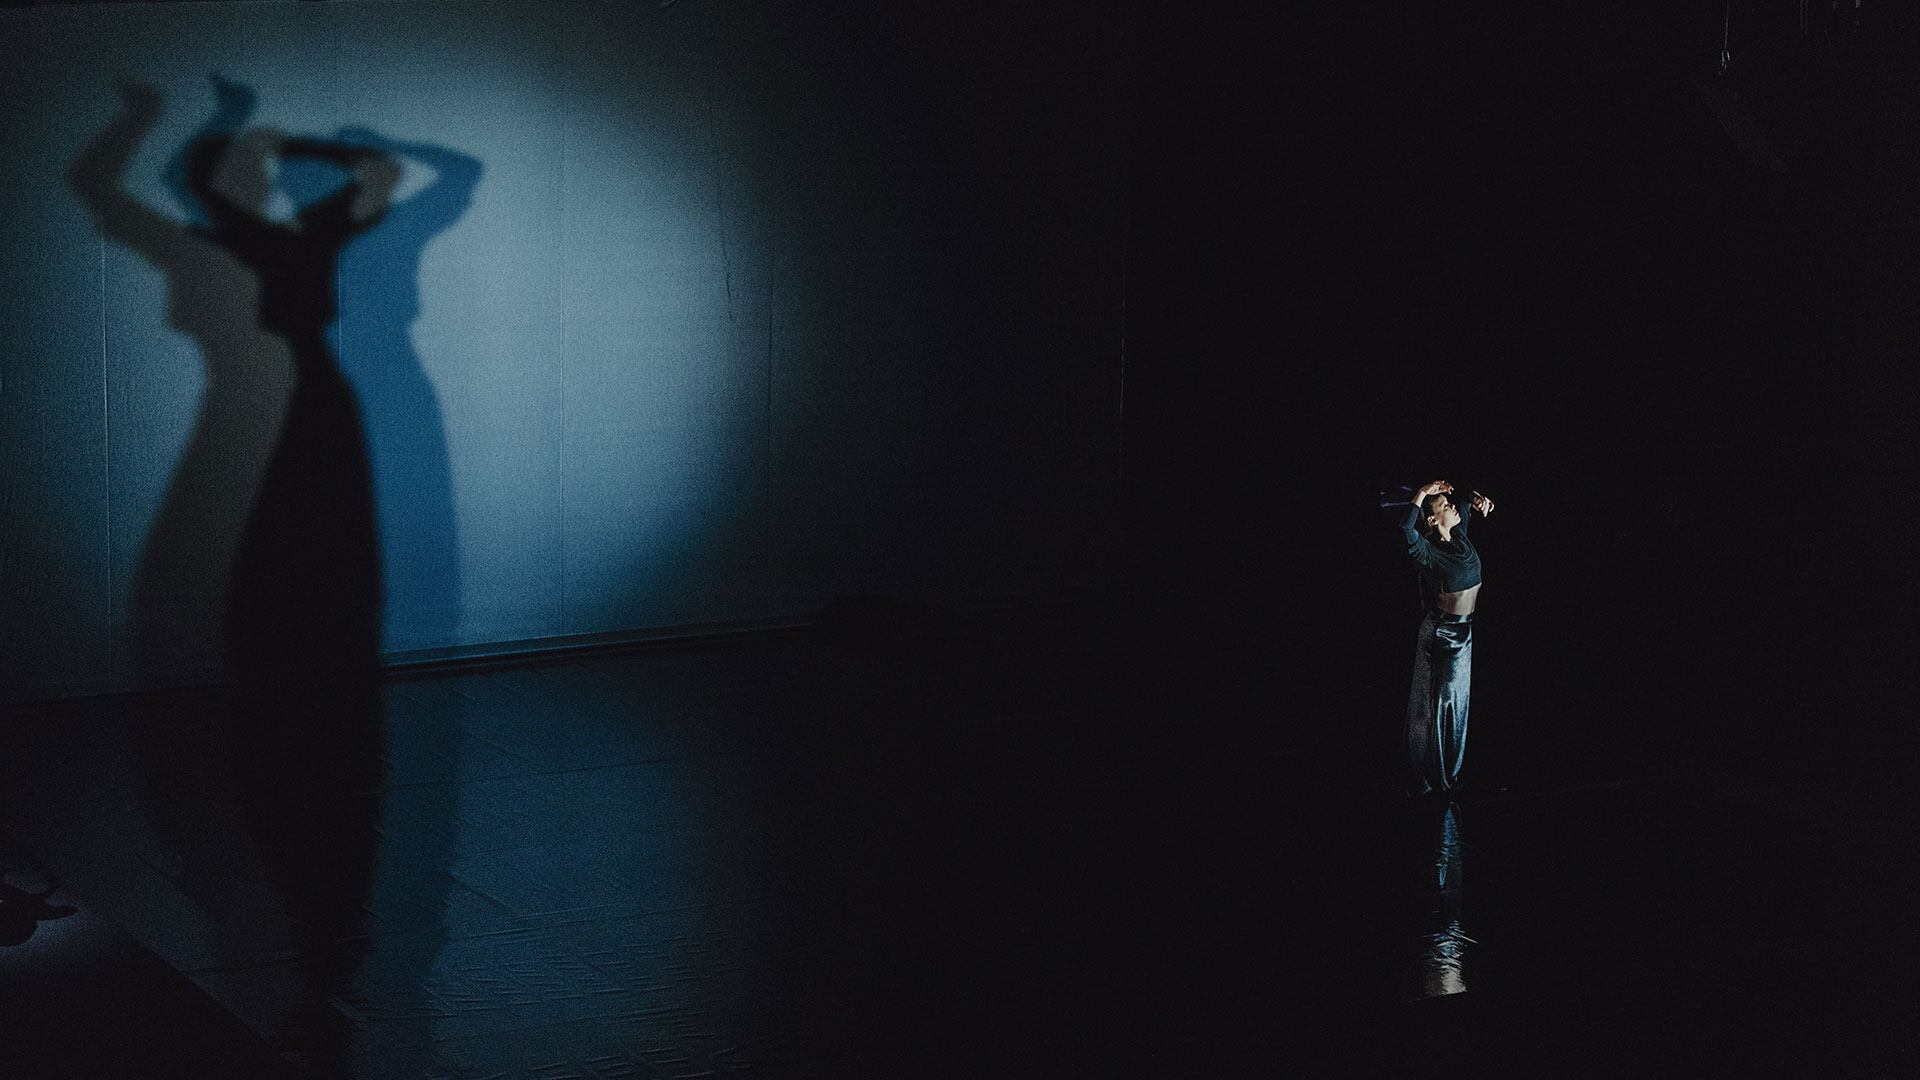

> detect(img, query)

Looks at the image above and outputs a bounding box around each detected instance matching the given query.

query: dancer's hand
[1414,480,1453,502]
[1470,491,1494,516]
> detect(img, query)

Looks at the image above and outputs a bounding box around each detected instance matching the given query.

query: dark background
[1121,0,1919,786]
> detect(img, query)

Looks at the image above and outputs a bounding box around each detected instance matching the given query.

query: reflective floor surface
[5,605,1920,1077]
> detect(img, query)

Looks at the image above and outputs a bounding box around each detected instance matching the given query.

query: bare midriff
[1436,583,1480,615]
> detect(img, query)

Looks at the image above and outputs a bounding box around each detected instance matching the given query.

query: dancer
[1401,480,1495,797]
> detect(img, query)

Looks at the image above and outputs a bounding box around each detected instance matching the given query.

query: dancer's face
[1426,496,1460,532]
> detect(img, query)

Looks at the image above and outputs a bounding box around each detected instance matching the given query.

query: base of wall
[0,615,813,709]
[379,614,818,679]
[0,596,1083,709]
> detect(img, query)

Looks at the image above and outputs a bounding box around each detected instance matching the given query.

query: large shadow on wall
[71,75,477,679]
[69,81,297,682]
[155,79,478,654]
[70,79,474,1073]
[327,125,478,651]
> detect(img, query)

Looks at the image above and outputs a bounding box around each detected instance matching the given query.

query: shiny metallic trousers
[1407,609,1472,795]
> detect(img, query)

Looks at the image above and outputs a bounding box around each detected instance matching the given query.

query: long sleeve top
[1401,502,1483,603]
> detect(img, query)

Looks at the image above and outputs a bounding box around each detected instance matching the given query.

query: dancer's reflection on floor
[1411,801,1473,999]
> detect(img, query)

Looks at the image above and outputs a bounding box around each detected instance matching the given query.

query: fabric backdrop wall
[0,0,1128,699]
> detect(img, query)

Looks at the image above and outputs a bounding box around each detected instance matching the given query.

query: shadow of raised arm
[280,135,402,230]
[335,127,484,238]
[68,83,186,263]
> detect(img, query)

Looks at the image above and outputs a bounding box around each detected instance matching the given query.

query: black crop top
[1401,502,1483,599]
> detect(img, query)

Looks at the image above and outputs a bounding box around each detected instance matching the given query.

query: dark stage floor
[4,602,1918,1077]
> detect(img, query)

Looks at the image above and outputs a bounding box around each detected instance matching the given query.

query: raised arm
[1401,480,1451,564]
[1401,503,1433,559]
[1459,489,1494,536]
[68,83,185,262]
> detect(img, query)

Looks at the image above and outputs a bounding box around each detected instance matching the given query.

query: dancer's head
[1422,492,1461,535]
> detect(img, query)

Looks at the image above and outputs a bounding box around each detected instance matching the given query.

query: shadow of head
[187,130,275,218]
[189,127,369,220]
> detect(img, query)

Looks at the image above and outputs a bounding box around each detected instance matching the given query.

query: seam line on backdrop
[557,28,569,633]
[101,236,112,677]
[707,92,734,322]
[765,254,774,500]
[1116,196,1129,529]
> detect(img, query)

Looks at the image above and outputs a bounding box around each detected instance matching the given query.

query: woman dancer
[1401,480,1494,797]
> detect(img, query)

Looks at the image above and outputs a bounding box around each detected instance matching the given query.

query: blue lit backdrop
[0,1,1128,698]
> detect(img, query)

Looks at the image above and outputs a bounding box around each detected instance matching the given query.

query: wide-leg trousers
[1407,609,1472,796]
